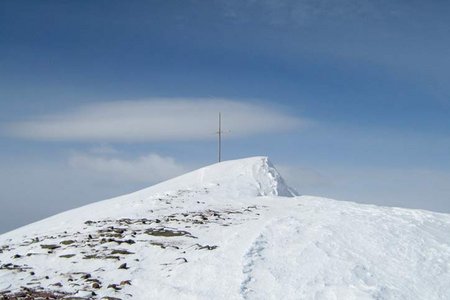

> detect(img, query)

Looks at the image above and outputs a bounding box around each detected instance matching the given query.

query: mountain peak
[150,156,298,198]
[2,158,450,299]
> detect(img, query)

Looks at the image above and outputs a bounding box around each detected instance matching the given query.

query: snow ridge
[149,156,297,198]
[2,157,450,299]
[252,157,297,197]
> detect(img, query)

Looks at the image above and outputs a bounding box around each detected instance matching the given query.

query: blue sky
[1,0,450,233]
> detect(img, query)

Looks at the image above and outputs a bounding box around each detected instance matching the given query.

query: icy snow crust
[1,157,450,299]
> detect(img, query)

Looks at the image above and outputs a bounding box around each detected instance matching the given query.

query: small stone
[107,283,122,291]
[92,282,101,289]
[40,244,61,250]
[104,255,121,260]
[51,282,63,287]
[120,280,131,286]
[118,263,128,269]
[111,249,134,255]
[60,240,75,245]
[199,245,218,250]
[176,257,188,263]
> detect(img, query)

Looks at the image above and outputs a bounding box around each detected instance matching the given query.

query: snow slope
[1,156,450,299]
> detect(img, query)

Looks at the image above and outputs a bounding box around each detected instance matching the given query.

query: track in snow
[239,216,401,300]
[3,157,450,299]
[241,217,307,300]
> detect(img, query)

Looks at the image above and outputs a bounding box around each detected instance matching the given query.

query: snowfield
[1,157,450,299]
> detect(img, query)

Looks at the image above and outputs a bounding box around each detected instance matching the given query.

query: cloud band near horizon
[3,99,306,142]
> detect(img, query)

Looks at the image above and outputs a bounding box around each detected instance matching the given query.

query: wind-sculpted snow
[239,205,450,299]
[252,158,297,197]
[153,156,297,197]
[1,157,450,299]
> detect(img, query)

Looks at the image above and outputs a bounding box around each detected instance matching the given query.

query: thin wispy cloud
[220,0,450,99]
[69,152,187,183]
[0,150,191,233]
[220,0,395,30]
[4,99,306,142]
[2,0,449,234]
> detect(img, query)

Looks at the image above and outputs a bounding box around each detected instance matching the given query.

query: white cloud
[0,152,191,233]
[68,152,187,183]
[4,99,306,142]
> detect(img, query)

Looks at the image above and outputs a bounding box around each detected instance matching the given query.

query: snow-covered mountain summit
[140,156,297,198]
[1,157,450,299]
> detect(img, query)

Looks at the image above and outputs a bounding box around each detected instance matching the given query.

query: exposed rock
[119,280,131,286]
[40,244,61,250]
[104,255,121,260]
[0,288,67,299]
[107,284,122,291]
[111,249,134,255]
[145,228,195,238]
[197,244,218,250]
[176,257,188,263]
[51,282,63,287]
[92,282,101,289]
[60,240,76,245]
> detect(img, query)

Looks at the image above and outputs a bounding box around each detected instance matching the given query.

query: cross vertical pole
[218,112,222,162]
